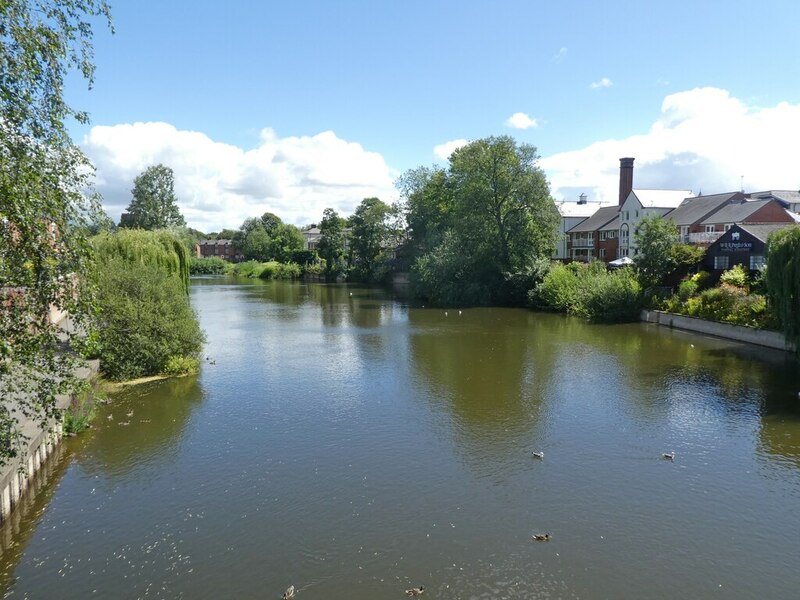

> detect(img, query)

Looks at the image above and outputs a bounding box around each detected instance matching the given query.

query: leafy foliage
[121,164,186,229]
[765,226,800,347]
[633,215,679,286]
[234,213,305,263]
[348,197,392,282]
[189,256,230,275]
[719,264,749,290]
[91,257,205,380]
[0,0,112,466]
[318,208,347,280]
[534,262,642,322]
[401,136,558,305]
[230,260,302,279]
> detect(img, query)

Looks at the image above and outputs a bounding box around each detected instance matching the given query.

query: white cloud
[553,47,568,62]
[541,87,800,204]
[83,123,398,232]
[505,112,539,130]
[590,77,613,89]
[433,138,469,161]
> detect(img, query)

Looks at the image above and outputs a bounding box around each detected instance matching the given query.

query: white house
[617,189,693,257]
[553,194,613,260]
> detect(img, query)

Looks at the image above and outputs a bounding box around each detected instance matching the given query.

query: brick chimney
[619,157,634,206]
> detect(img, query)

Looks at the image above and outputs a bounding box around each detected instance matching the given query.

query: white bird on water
[662,452,675,461]
[532,451,544,460]
[282,585,295,599]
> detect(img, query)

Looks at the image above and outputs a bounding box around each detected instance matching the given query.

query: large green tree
[0,0,112,465]
[401,136,558,305]
[121,164,185,229]
[317,208,347,279]
[348,197,391,282]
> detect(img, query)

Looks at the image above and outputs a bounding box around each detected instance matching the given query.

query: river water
[2,279,800,599]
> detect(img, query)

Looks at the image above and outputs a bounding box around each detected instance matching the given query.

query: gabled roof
[555,201,611,218]
[665,192,743,226]
[567,205,620,233]
[599,214,621,231]
[700,199,773,225]
[749,190,800,207]
[629,189,693,209]
[737,223,798,243]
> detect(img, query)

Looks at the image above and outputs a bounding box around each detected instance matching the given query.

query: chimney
[578,193,587,205]
[619,157,634,206]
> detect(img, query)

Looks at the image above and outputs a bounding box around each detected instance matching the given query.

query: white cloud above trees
[432,138,469,161]
[505,112,539,130]
[83,123,398,232]
[541,87,800,204]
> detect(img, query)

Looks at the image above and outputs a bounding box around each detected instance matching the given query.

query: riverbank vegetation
[88,230,205,380]
[229,260,302,279]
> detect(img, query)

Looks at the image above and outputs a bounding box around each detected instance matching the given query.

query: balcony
[570,238,595,248]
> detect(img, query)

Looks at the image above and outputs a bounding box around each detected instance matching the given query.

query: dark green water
[2,279,800,599]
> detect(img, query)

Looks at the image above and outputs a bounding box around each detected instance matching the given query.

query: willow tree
[765,226,800,349]
[0,1,112,465]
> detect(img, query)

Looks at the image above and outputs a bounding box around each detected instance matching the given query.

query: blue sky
[69,0,800,231]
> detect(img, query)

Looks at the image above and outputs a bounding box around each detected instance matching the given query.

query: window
[750,255,765,270]
[600,248,606,258]
[724,223,733,232]
[714,256,729,270]
[587,232,593,240]
[635,210,639,218]
[705,225,716,233]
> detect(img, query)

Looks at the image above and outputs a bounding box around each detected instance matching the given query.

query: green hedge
[190,256,230,275]
[230,260,302,279]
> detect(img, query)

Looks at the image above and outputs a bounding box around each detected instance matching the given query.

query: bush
[92,257,206,380]
[719,264,749,289]
[163,355,200,376]
[691,271,711,290]
[695,285,746,322]
[678,279,699,301]
[190,256,230,275]
[231,260,302,279]
[574,267,643,323]
[535,263,582,312]
[535,262,642,322]
[62,377,105,435]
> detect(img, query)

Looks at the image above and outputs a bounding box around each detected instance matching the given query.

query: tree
[633,215,680,287]
[268,223,304,263]
[348,197,391,282]
[402,136,558,305]
[121,164,185,229]
[0,0,112,466]
[317,208,347,279]
[765,226,800,349]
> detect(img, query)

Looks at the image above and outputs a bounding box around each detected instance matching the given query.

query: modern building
[553,194,612,260]
[697,198,795,236]
[566,205,620,262]
[664,192,746,245]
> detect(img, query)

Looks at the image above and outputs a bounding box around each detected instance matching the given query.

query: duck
[118,421,130,426]
[532,451,544,460]
[282,585,295,599]
[107,414,113,421]
[532,533,551,542]
[126,410,134,418]
[662,452,675,461]
[405,587,424,596]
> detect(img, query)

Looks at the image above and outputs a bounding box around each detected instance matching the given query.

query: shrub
[678,279,699,301]
[92,257,206,380]
[719,264,749,289]
[535,263,582,312]
[231,260,302,280]
[163,355,200,376]
[62,377,105,435]
[724,294,768,327]
[765,226,800,347]
[574,267,643,323]
[691,271,711,290]
[695,285,746,322]
[190,256,229,275]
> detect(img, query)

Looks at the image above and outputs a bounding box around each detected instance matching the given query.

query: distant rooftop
[555,201,612,218]
[737,222,798,243]
[700,199,773,225]
[568,205,620,233]
[665,192,744,226]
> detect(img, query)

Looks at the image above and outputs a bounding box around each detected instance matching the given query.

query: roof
[198,238,233,246]
[599,214,621,231]
[664,192,742,226]
[555,201,611,218]
[700,199,773,225]
[736,222,798,243]
[749,190,800,207]
[630,189,693,209]
[567,205,620,233]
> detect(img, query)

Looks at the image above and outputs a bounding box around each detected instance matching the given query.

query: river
[1,278,800,599]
